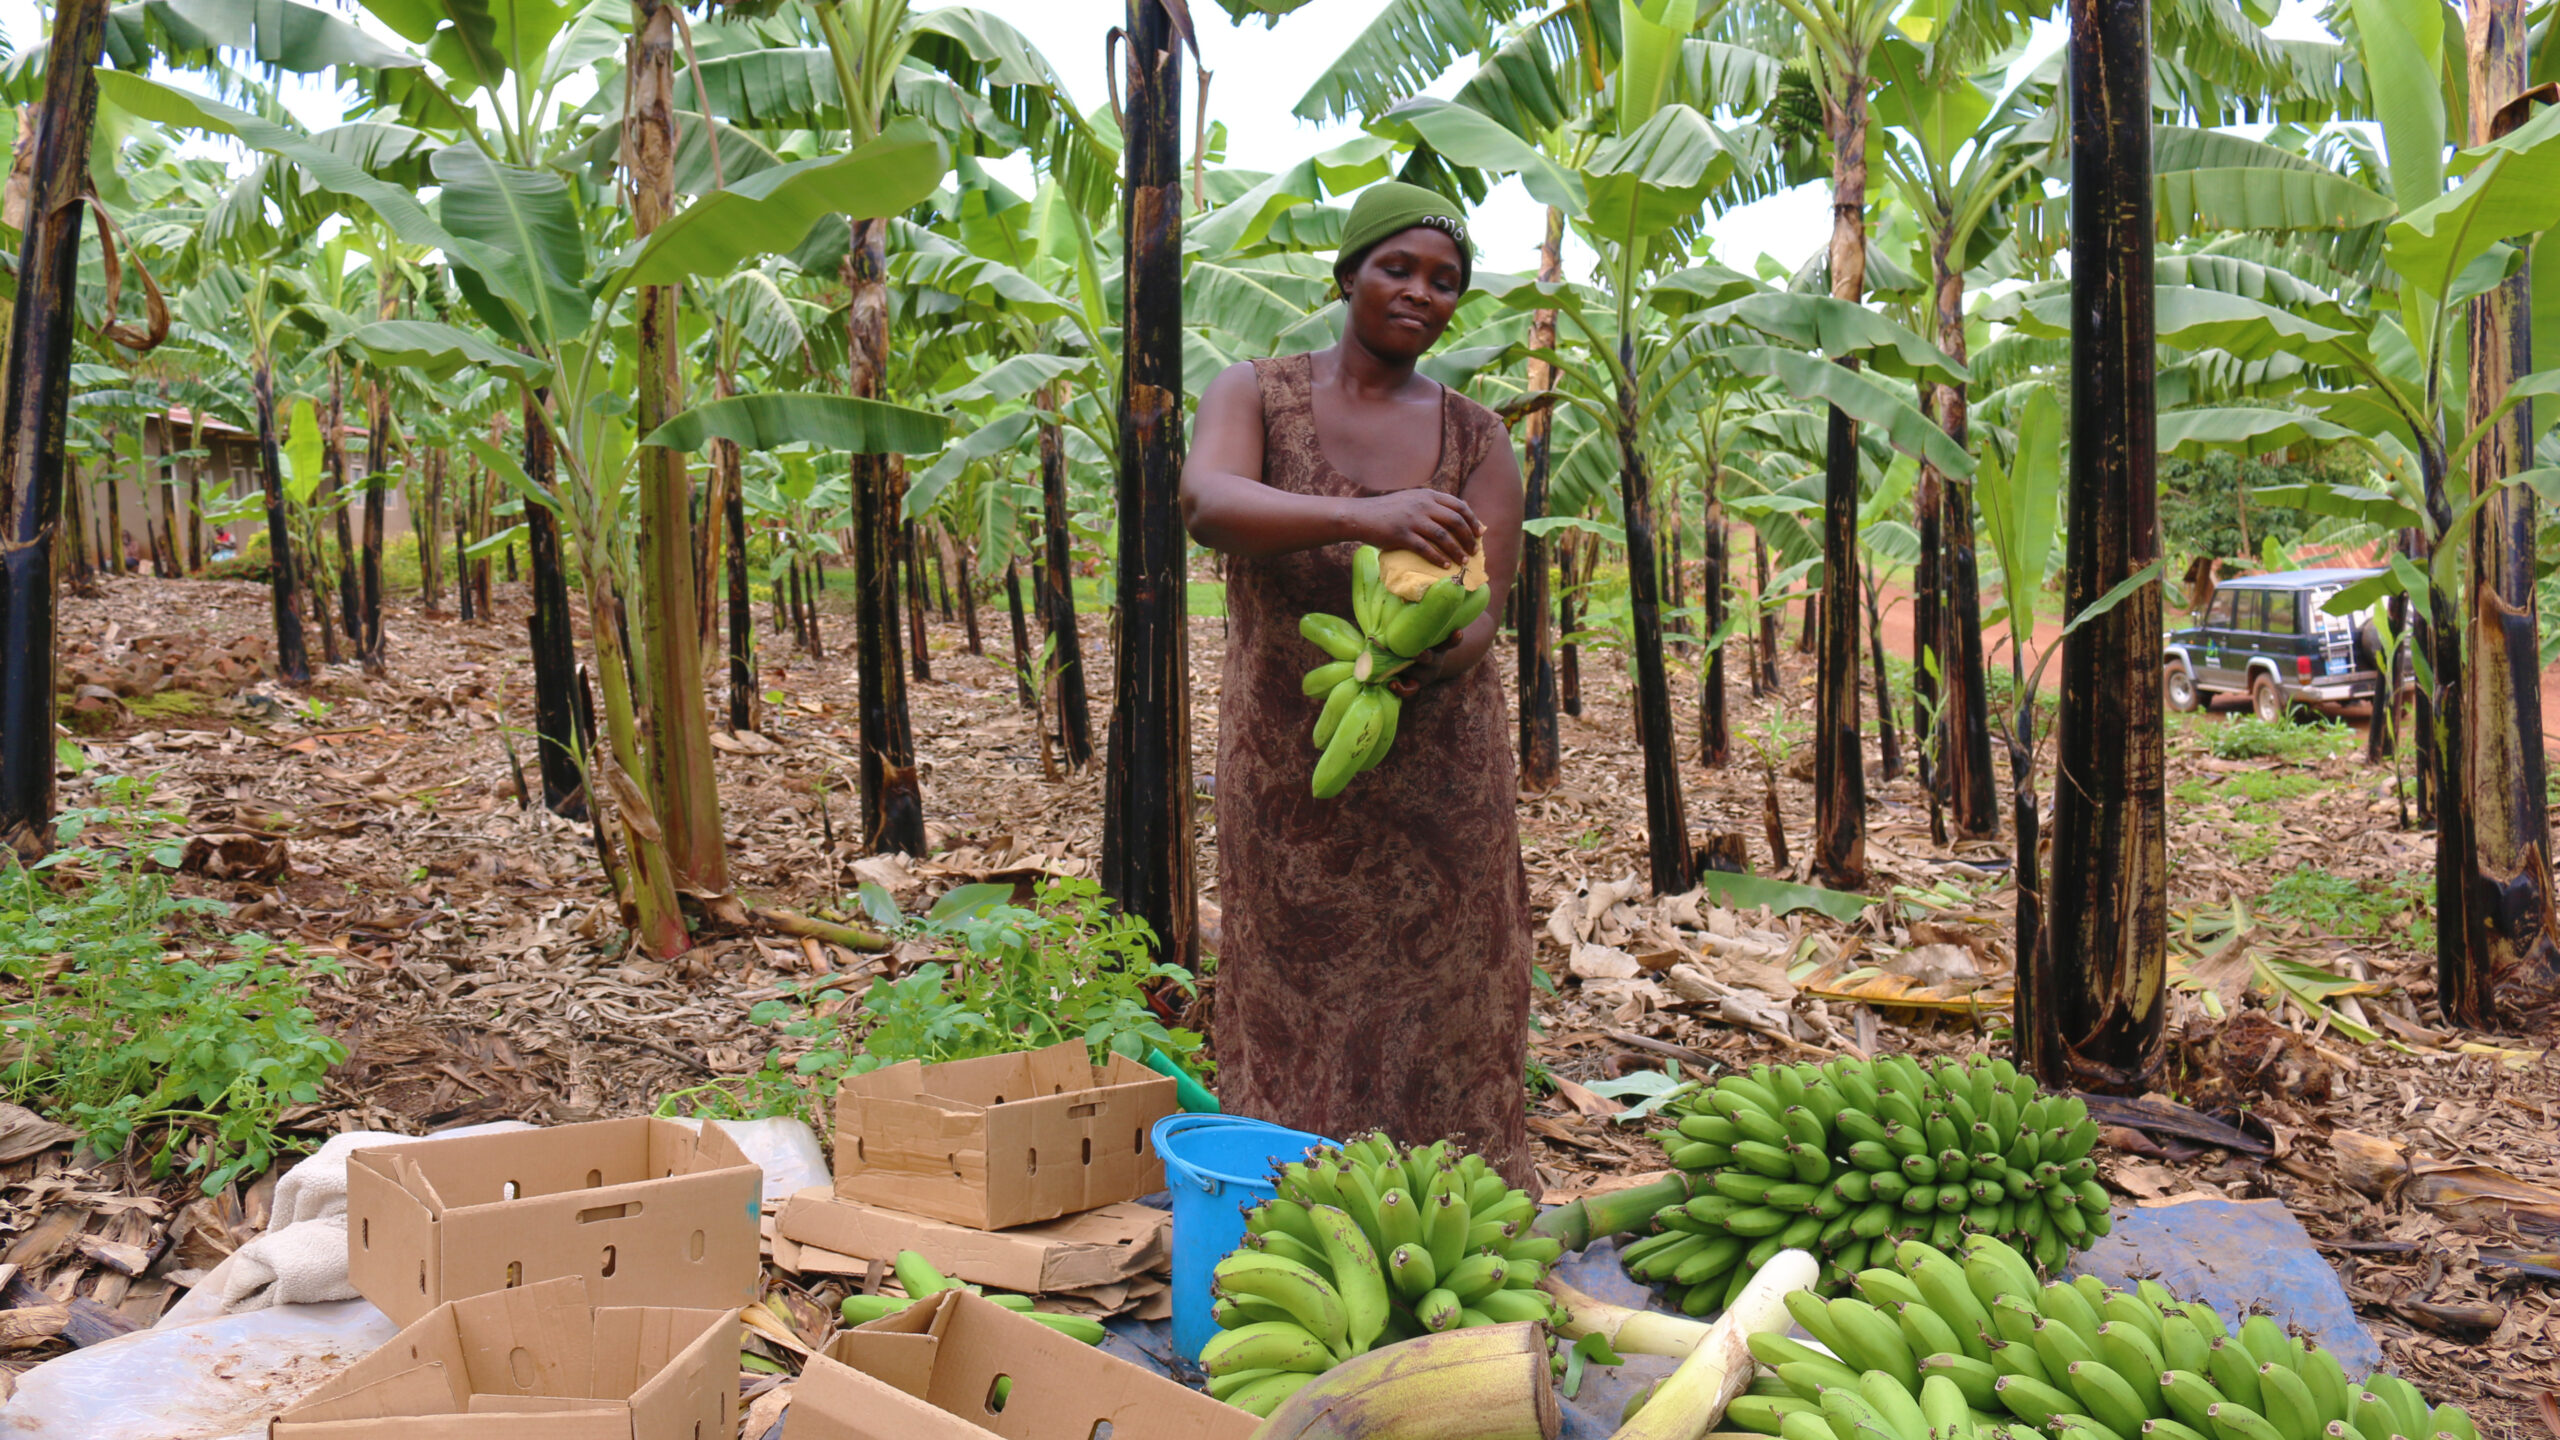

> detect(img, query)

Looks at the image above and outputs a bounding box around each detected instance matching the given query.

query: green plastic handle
[1145,1047,1220,1114]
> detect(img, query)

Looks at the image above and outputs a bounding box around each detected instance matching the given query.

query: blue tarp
[2067,1196,2383,1375]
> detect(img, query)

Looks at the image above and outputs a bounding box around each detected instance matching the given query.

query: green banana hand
[1213,1252,1349,1356]
[1355,689,1403,773]
[1022,1311,1108,1345]
[1307,1203,1389,1353]
[1301,610,1364,660]
[1447,577,1492,633]
[1198,1320,1333,1377]
[1311,677,1361,750]
[892,1250,954,1299]
[1303,659,1356,696]
[1352,546,1382,634]
[1311,687,1387,798]
[1383,578,1462,657]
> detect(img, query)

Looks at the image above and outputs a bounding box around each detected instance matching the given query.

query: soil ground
[3,569,2554,1435]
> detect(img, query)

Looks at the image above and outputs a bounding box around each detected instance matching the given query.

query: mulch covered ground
[3,570,2552,1436]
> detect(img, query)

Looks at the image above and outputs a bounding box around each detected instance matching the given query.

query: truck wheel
[2251,674,2284,723]
[2165,663,2200,712]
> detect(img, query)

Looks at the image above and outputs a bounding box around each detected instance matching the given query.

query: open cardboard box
[348,1118,762,1327]
[268,1276,733,1439]
[833,1042,1177,1230]
[791,1289,1260,1440]
[776,1186,1168,1294]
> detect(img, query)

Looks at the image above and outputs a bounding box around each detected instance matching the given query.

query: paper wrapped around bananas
[1197,1132,1563,1416]
[1298,546,1493,799]
[1726,1232,2479,1440]
[1625,1053,2112,1314]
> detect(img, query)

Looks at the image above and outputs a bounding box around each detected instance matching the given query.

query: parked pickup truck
[2163,567,2386,721]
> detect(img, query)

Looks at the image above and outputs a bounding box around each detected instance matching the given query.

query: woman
[1181,183,1535,1185]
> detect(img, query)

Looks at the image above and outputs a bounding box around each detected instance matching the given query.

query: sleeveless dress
[1214,352,1536,1187]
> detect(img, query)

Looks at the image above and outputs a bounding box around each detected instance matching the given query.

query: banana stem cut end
[1609,1249,1820,1440]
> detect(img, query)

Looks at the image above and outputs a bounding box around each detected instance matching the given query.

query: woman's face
[1343,227,1466,364]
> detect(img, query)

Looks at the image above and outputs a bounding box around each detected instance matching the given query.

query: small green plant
[665,877,1203,1126]
[295,697,334,725]
[1525,1050,1557,1099]
[1,773,345,1191]
[2221,771,2322,804]
[2205,716,2349,762]
[2259,867,2428,938]
[2177,771,2322,809]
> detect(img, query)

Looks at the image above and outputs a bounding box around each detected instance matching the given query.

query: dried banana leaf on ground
[2330,1129,2560,1234]
[1789,954,2012,1014]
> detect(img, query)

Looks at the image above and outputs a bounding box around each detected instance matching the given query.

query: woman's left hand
[1387,630,1472,697]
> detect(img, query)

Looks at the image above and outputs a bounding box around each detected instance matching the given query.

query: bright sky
[0,0,2341,278]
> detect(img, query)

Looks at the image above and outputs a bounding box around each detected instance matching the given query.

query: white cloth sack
[174,1122,536,1321]
[662,1115,828,1203]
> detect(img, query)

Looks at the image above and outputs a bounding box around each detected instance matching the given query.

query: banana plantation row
[0,0,2555,1110]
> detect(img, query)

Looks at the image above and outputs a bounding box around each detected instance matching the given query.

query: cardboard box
[269,1276,733,1439]
[348,1118,762,1327]
[776,1187,1169,1294]
[790,1289,1261,1440]
[833,1043,1178,1229]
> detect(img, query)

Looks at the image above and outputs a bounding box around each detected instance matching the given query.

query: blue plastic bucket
[1152,1113,1335,1363]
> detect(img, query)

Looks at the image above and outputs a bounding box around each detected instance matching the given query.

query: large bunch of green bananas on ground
[838,1249,1107,1344]
[1625,1053,2111,1311]
[1200,1131,1563,1416]
[1730,1234,2479,1440]
[1297,545,1492,798]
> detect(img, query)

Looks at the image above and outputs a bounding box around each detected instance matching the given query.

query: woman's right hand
[1357,488,1482,568]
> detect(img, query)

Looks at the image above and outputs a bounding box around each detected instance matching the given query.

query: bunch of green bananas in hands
[1199,1132,1561,1416]
[1730,1233,2480,1440]
[1298,545,1492,799]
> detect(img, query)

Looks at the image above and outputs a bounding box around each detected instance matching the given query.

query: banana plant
[1970,385,2158,1029]
[1,0,389,853]
[145,261,315,682]
[1982,3,2560,1023]
[103,39,951,955]
[670,0,1097,857]
[1489,248,1972,897]
[693,264,823,734]
[1869,39,2061,842]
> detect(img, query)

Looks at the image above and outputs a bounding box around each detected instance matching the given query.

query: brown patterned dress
[1213,352,1535,1186]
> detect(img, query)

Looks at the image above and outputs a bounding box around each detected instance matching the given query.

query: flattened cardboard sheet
[776,1187,1167,1294]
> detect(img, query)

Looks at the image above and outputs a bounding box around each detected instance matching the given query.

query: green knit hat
[1334,181,1474,292]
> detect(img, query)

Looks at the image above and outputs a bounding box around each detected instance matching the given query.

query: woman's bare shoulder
[1202,360,1271,415]
[1443,386,1517,473]
[1442,384,1505,431]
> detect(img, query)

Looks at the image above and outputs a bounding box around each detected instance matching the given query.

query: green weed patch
[2259,866,2428,938]
[663,876,1202,1127]
[0,769,344,1191]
